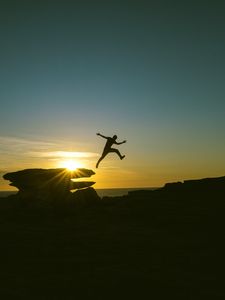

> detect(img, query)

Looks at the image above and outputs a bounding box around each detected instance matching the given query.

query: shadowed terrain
[0,172,225,299]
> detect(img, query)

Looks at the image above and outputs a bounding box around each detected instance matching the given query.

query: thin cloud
[0,135,98,166]
[28,151,99,159]
[0,136,57,156]
[0,136,93,154]
[0,136,56,147]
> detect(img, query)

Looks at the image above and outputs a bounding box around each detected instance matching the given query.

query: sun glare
[60,160,82,171]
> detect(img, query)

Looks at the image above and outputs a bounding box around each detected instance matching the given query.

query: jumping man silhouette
[96,133,126,168]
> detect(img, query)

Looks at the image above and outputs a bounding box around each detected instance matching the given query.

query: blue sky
[1,0,225,189]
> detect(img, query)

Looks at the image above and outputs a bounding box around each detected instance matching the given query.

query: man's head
[113,135,117,140]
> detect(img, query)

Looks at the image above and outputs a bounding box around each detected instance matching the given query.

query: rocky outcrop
[3,168,97,201]
[163,175,225,191]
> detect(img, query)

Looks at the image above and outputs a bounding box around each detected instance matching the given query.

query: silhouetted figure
[96,133,126,168]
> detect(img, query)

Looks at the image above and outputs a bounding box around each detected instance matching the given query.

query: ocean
[0,188,157,198]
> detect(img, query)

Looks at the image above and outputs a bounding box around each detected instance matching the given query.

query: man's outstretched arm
[96,133,108,139]
[114,140,126,145]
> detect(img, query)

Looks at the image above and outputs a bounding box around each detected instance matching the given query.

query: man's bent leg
[110,148,125,160]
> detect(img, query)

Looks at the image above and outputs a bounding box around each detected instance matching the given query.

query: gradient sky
[1,0,225,190]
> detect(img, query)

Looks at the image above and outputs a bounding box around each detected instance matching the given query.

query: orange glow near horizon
[58,159,83,171]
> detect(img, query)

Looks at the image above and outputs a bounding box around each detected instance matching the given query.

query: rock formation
[163,175,225,191]
[3,168,97,201]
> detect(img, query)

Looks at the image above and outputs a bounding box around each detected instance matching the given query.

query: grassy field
[0,186,224,299]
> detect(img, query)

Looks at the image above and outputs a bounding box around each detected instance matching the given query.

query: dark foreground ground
[0,177,225,299]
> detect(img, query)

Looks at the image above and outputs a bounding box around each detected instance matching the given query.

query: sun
[60,159,82,171]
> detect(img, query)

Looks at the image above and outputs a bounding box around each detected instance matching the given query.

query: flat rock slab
[3,168,95,192]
